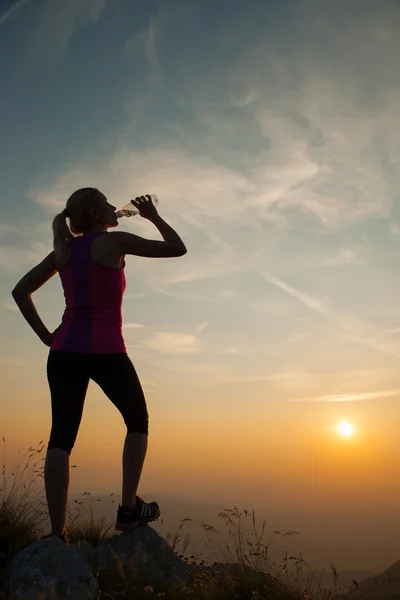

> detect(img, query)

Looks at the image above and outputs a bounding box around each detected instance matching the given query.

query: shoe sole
[114,515,160,532]
[114,502,161,532]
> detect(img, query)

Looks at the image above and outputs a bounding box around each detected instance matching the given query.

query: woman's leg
[121,432,148,510]
[45,351,89,536]
[90,354,149,511]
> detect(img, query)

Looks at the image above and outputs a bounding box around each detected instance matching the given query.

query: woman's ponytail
[52,210,74,261]
[52,188,103,259]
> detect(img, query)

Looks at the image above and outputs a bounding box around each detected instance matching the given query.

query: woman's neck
[82,225,108,235]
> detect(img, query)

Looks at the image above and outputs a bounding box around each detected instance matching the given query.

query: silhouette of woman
[12,189,187,544]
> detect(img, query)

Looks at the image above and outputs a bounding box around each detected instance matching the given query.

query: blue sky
[2,0,400,386]
[2,0,400,570]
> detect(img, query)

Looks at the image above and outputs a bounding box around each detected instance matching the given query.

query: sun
[336,421,354,437]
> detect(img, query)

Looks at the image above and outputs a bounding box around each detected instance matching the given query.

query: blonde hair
[52,187,105,260]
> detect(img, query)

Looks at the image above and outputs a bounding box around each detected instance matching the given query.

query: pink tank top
[51,232,127,354]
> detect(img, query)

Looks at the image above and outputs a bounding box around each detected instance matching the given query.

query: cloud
[123,2,195,122]
[123,323,144,329]
[0,241,53,274]
[228,89,259,108]
[288,334,304,344]
[140,332,202,354]
[286,389,400,403]
[188,373,294,385]
[389,222,400,236]
[27,0,400,258]
[0,0,30,30]
[3,302,18,312]
[21,0,400,240]
[215,347,254,359]
[125,17,161,90]
[0,224,31,237]
[16,0,107,71]
[323,249,362,267]
[196,321,208,333]
[149,287,220,303]
[158,2,400,231]
[263,273,328,315]
[256,272,400,360]
[29,146,250,224]
[220,290,238,299]
[117,3,400,233]
[15,0,400,386]
[27,146,251,290]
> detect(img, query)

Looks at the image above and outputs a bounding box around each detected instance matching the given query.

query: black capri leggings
[47,350,149,455]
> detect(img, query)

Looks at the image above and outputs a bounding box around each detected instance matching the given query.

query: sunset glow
[336,422,354,437]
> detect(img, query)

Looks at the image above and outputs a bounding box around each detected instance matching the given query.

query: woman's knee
[48,434,75,455]
[126,412,149,436]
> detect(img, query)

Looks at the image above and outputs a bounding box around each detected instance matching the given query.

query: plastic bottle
[116,194,159,218]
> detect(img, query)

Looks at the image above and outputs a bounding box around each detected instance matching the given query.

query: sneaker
[115,496,161,532]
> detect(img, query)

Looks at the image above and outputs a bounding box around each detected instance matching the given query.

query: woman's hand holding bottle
[131,195,160,221]
[116,194,159,219]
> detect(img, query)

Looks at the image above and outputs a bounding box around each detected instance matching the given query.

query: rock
[9,526,278,599]
[92,524,190,585]
[8,536,98,600]
[8,526,191,599]
[69,539,95,566]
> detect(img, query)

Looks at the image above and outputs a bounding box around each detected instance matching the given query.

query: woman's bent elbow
[12,285,27,299]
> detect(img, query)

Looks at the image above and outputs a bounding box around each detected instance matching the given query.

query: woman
[11,188,187,544]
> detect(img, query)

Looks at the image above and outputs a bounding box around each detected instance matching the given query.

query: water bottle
[116,194,159,218]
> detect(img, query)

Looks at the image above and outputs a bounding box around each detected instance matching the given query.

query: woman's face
[97,195,119,228]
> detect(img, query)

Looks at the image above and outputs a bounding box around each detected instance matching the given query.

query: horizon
[2,0,400,577]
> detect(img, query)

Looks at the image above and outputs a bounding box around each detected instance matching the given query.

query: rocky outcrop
[91,525,191,584]
[8,525,191,599]
[7,523,299,599]
[8,536,98,600]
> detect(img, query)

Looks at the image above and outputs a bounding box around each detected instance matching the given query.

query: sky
[2,0,400,573]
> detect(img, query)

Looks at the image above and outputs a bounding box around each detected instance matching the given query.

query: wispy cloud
[0,0,30,30]
[323,249,362,267]
[220,290,238,299]
[123,323,144,329]
[28,147,250,224]
[196,321,208,334]
[28,147,250,290]
[228,89,259,108]
[263,273,328,315]
[149,287,220,303]
[257,271,400,361]
[389,222,400,236]
[3,302,18,312]
[286,389,400,403]
[0,224,31,237]
[123,3,194,119]
[0,242,53,274]
[141,332,202,354]
[125,17,161,90]
[216,346,254,359]
[15,0,107,72]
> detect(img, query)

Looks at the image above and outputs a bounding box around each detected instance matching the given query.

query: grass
[0,439,354,600]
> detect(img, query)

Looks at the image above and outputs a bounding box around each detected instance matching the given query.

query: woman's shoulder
[91,232,125,268]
